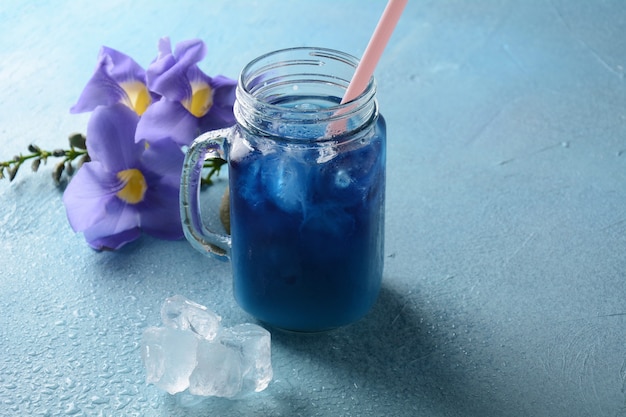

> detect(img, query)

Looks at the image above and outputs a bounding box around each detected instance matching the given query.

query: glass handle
[180,128,233,260]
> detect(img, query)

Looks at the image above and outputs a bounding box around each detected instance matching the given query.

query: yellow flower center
[116,169,147,204]
[183,81,213,118]
[120,80,152,116]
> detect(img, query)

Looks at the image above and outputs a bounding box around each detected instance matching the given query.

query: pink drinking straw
[341,0,408,104]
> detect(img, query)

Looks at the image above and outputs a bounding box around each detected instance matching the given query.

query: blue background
[1,1,625,416]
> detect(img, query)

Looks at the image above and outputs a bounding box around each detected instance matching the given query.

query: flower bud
[53,149,66,157]
[53,162,65,184]
[65,162,74,176]
[8,167,18,181]
[77,154,90,169]
[28,144,41,153]
[68,133,87,150]
[31,158,41,172]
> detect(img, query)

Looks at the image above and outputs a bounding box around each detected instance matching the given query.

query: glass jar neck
[234,47,378,141]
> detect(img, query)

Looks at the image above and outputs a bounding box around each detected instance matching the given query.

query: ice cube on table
[141,295,273,399]
[219,324,273,393]
[189,340,243,398]
[141,327,199,395]
[161,294,221,341]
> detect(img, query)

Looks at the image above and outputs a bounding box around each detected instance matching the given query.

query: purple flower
[70,46,157,116]
[63,104,184,250]
[135,38,236,146]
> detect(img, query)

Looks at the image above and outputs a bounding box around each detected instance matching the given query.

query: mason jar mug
[180,47,386,332]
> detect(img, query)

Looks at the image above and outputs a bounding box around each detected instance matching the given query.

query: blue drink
[228,106,386,331]
[180,48,386,331]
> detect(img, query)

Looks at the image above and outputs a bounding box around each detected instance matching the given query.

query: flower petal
[135,99,199,146]
[146,39,206,102]
[70,46,148,114]
[156,37,173,58]
[87,104,143,172]
[83,197,142,250]
[198,75,237,130]
[62,161,121,232]
[173,39,207,65]
[146,51,185,101]
[70,56,126,114]
[210,74,238,93]
[141,137,184,186]
[198,108,234,132]
[100,46,146,81]
[83,217,142,251]
[84,227,142,251]
[139,180,184,240]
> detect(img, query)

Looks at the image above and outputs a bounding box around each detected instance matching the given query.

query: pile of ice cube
[141,295,273,398]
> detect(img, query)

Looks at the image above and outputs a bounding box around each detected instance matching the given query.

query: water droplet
[90,395,109,405]
[64,402,80,415]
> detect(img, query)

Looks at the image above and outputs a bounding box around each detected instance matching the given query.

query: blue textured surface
[1,1,625,416]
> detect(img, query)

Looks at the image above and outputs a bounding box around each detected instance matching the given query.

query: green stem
[201,158,226,186]
[0,142,89,182]
[2,133,224,187]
